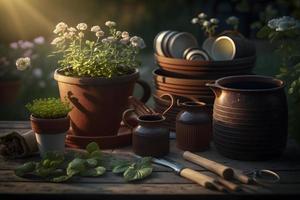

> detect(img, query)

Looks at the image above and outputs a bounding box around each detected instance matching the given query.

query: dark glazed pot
[176,101,212,152]
[207,75,288,161]
[54,69,151,139]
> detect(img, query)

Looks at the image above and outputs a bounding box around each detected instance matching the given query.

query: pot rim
[137,114,166,123]
[212,36,236,60]
[54,68,139,85]
[30,114,69,121]
[181,101,206,107]
[214,75,285,92]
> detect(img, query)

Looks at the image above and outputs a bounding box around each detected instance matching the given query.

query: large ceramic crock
[206,75,288,161]
[54,69,151,138]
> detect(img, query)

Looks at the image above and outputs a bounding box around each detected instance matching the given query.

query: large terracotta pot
[0,80,21,104]
[54,69,151,138]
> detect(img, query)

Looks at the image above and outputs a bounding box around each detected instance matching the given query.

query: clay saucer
[66,124,133,149]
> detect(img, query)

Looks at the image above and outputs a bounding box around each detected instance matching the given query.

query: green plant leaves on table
[14,142,153,183]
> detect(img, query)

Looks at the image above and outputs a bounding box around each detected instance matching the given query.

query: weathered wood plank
[0,170,300,185]
[0,182,220,195]
[0,121,30,129]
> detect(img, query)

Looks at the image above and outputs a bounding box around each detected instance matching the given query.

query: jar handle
[159,93,174,116]
[206,82,221,97]
[122,109,136,129]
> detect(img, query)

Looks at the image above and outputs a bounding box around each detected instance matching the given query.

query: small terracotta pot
[30,115,70,157]
[176,101,212,152]
[54,69,151,139]
[0,80,21,104]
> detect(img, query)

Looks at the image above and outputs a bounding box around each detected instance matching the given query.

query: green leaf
[112,161,131,174]
[257,26,272,38]
[86,158,98,167]
[123,165,152,182]
[51,175,72,183]
[89,150,102,159]
[35,167,56,177]
[86,142,99,154]
[15,162,36,177]
[67,158,86,176]
[80,166,106,177]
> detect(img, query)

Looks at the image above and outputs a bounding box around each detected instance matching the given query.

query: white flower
[10,42,18,49]
[91,25,101,32]
[116,31,122,37]
[202,20,211,27]
[105,21,117,27]
[51,37,64,45]
[68,27,77,32]
[16,57,31,71]
[210,18,219,24]
[96,31,105,37]
[20,41,34,49]
[101,38,108,43]
[53,22,68,34]
[121,31,129,38]
[33,36,45,44]
[198,12,207,19]
[191,18,199,24]
[120,37,130,45]
[130,36,146,49]
[76,23,88,31]
[226,16,239,25]
[78,32,84,38]
[32,68,43,78]
[268,16,300,31]
[106,36,116,43]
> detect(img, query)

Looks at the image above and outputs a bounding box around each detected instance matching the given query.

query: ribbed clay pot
[54,69,151,140]
[176,101,212,152]
[30,115,70,157]
[207,75,288,161]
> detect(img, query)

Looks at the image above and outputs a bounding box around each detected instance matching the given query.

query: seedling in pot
[26,98,72,157]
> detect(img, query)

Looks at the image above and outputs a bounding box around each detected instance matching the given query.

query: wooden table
[1,121,300,199]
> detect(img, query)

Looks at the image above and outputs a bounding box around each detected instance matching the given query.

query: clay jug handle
[122,109,136,129]
[136,80,151,103]
[159,93,174,116]
[206,82,221,97]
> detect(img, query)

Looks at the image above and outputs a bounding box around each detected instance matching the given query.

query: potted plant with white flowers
[51,21,150,148]
[26,98,72,157]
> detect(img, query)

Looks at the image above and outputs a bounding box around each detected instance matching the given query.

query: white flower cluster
[191,12,219,37]
[268,16,300,32]
[51,21,146,49]
[15,57,31,71]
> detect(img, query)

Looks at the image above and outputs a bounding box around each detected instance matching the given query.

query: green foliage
[25,97,72,119]
[51,22,145,78]
[112,157,153,182]
[14,142,152,183]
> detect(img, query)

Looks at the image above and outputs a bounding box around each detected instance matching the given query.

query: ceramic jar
[176,101,212,152]
[30,115,70,157]
[123,94,174,157]
[206,75,288,160]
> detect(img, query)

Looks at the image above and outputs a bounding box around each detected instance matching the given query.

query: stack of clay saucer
[152,30,256,131]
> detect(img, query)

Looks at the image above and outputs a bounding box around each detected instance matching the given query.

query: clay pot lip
[181,101,206,107]
[30,114,69,121]
[214,75,285,92]
[54,68,139,85]
[137,114,166,123]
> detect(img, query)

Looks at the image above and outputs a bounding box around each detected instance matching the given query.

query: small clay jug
[123,94,174,157]
[176,100,212,152]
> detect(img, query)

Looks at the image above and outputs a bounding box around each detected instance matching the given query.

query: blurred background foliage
[0,0,300,140]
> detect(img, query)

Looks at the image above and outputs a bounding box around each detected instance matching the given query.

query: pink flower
[10,42,18,49]
[34,36,45,45]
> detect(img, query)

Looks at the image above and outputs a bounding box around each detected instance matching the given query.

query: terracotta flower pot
[0,80,21,104]
[30,115,70,157]
[54,69,151,138]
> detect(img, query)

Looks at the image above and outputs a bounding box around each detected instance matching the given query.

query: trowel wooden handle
[234,172,252,184]
[180,168,226,192]
[183,151,234,180]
